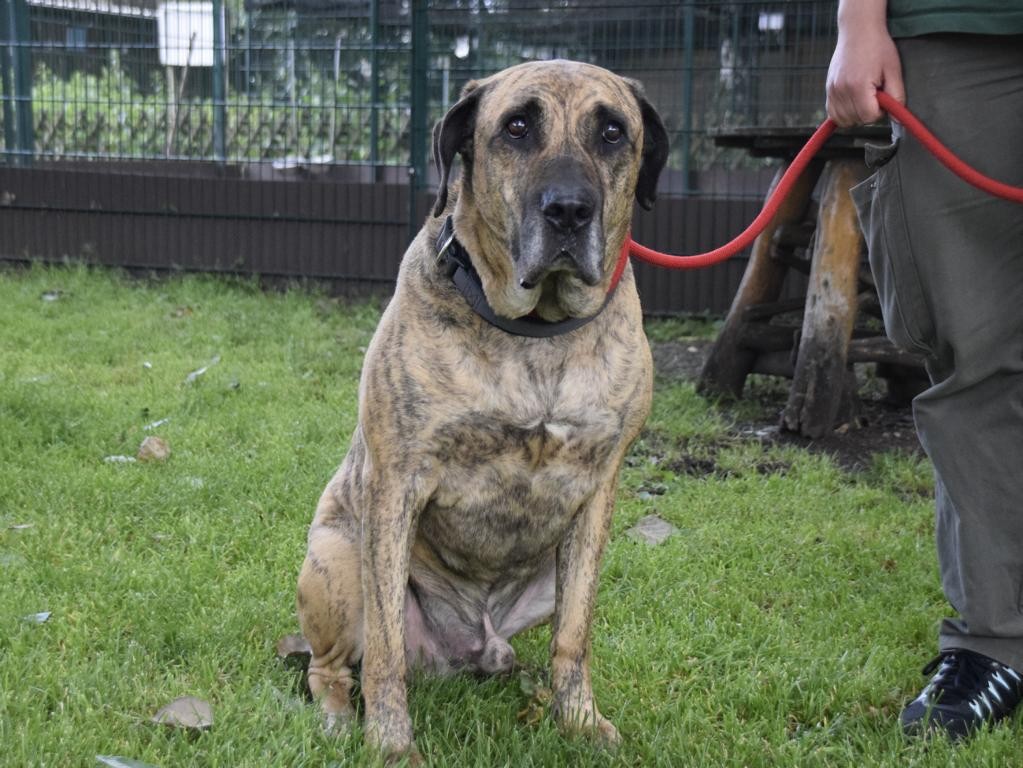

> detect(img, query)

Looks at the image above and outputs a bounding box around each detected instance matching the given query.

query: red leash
[618,90,1023,281]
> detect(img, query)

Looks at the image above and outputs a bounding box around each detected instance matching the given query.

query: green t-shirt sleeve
[888,0,1023,36]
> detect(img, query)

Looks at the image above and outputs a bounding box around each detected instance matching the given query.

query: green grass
[0,265,1012,767]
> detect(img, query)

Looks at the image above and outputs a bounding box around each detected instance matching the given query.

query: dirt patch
[767,399,921,472]
[651,339,924,472]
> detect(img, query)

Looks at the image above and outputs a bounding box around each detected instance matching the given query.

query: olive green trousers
[853,33,1023,672]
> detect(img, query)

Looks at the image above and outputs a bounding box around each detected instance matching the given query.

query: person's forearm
[837,0,888,34]
[826,0,903,126]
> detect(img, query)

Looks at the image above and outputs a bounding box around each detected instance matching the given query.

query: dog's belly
[424,467,584,569]
[401,412,621,672]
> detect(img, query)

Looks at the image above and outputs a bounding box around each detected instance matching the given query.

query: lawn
[0,265,1014,767]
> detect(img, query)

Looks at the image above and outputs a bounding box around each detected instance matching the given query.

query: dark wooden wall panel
[0,163,780,315]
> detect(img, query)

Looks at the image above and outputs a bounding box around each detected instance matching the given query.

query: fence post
[212,0,227,161]
[2,0,32,164]
[681,0,694,193]
[0,0,16,161]
[474,0,486,72]
[369,0,380,168]
[408,0,428,243]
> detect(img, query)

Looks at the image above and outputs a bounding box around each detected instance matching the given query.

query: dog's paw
[383,745,423,767]
[554,705,621,749]
[366,708,418,765]
[315,681,357,737]
[322,708,356,736]
[372,738,422,767]
[590,714,621,748]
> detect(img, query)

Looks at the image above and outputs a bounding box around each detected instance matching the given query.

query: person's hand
[826,1,905,127]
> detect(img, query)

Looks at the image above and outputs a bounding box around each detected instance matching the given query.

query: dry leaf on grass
[184,355,220,384]
[516,671,552,726]
[276,634,312,667]
[151,696,213,732]
[276,634,313,699]
[96,757,159,768]
[137,436,170,462]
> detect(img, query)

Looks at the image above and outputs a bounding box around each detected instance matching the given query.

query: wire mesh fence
[0,0,839,314]
[8,0,414,164]
[4,0,838,184]
[426,0,838,195]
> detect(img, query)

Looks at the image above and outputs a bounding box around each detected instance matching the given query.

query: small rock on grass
[626,514,679,546]
[151,696,213,732]
[137,436,170,462]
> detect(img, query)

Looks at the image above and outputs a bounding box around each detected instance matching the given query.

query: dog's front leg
[360,472,430,763]
[550,468,622,746]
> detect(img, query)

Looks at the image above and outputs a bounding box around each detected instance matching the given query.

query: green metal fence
[3,0,838,187]
[6,0,417,164]
[0,0,840,315]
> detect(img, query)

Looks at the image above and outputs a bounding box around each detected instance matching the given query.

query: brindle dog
[297,59,669,760]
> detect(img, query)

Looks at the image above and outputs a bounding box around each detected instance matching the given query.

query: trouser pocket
[851,141,936,359]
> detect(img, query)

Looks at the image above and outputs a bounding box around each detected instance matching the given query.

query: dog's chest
[419,364,628,573]
[432,408,617,477]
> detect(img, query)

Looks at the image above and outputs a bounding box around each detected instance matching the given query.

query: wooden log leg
[781,159,870,438]
[698,159,824,398]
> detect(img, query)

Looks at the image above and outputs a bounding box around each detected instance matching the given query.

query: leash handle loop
[625,90,1023,271]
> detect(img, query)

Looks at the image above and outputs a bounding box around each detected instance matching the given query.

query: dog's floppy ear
[625,79,670,211]
[432,80,485,217]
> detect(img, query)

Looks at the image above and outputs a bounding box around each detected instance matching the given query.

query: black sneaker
[901,649,1023,739]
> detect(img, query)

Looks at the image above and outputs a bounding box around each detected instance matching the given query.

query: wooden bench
[698,125,927,438]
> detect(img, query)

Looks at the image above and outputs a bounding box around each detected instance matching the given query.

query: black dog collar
[434,216,617,338]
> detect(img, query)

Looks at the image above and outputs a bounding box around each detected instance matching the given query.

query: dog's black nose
[541,187,595,233]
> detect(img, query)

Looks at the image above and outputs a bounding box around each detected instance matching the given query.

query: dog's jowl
[296,59,668,760]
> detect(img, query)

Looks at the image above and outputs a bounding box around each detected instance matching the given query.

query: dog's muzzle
[518,177,603,290]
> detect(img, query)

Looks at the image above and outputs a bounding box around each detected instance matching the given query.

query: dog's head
[432,60,669,322]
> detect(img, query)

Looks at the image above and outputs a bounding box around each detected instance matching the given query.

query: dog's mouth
[518,247,600,291]
[516,214,604,281]
[512,236,608,322]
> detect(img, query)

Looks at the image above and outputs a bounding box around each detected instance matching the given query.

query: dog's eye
[602,121,624,144]
[506,116,529,139]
